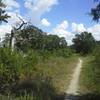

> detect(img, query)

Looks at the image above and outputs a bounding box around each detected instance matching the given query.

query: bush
[39,48,73,59]
[0,48,22,94]
[53,48,73,58]
[0,48,39,94]
[94,46,100,66]
[0,48,57,100]
[11,76,57,100]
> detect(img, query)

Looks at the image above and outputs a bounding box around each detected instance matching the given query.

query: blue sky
[18,0,96,31]
[42,0,94,26]
[0,0,100,45]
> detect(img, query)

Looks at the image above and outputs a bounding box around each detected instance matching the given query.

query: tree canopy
[3,25,67,52]
[90,0,100,22]
[0,0,10,23]
[72,31,96,54]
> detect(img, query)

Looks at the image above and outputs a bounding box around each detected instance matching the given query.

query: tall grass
[80,54,100,94]
[0,47,76,99]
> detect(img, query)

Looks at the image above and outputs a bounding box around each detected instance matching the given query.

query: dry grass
[35,55,79,93]
[79,56,100,94]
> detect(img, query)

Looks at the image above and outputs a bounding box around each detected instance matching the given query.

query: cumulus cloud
[0,12,26,39]
[50,20,74,45]
[72,23,86,33]
[0,0,22,38]
[24,0,58,25]
[0,24,12,38]
[87,24,100,41]
[72,22,100,41]
[7,12,26,27]
[50,21,100,45]
[41,18,51,27]
[3,0,20,10]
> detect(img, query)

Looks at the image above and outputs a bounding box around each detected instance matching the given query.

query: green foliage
[0,48,38,94]
[3,25,67,52]
[51,48,73,58]
[0,76,57,100]
[80,56,100,94]
[80,40,100,95]
[0,23,74,99]
[0,47,75,99]
[11,76,57,100]
[0,48,63,99]
[0,0,10,23]
[90,1,100,22]
[72,31,96,55]
[93,46,100,66]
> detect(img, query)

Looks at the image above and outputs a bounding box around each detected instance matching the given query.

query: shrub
[52,48,73,58]
[11,76,57,100]
[0,48,57,99]
[0,48,39,94]
[0,48,23,94]
[94,46,100,66]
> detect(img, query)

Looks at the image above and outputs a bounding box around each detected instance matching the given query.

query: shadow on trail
[56,92,100,100]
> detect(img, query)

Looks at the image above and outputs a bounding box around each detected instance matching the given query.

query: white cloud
[0,12,26,39]
[87,24,100,41]
[41,18,51,27]
[50,20,74,45]
[24,0,58,25]
[50,21,100,45]
[7,12,26,27]
[0,24,12,37]
[50,21,69,37]
[3,0,20,10]
[72,23,86,33]
[72,22,100,41]
[0,0,22,39]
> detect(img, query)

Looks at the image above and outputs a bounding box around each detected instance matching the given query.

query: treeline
[15,25,67,52]
[0,0,100,99]
[78,32,100,97]
[3,24,72,58]
[70,31,100,97]
[0,1,72,98]
[72,31,96,55]
[0,24,74,100]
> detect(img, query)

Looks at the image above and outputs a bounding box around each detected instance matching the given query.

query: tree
[72,31,96,54]
[42,35,67,50]
[4,25,67,52]
[0,0,10,23]
[9,15,27,51]
[90,0,100,22]
[15,25,44,52]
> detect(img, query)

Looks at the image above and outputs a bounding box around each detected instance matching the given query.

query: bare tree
[10,15,27,51]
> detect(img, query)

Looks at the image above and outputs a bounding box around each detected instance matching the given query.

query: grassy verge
[0,48,79,99]
[79,56,100,94]
[35,54,79,93]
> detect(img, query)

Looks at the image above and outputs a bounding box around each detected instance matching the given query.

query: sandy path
[66,58,83,95]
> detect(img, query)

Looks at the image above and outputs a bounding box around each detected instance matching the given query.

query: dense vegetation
[0,0,10,23]
[91,0,100,22]
[0,1,76,99]
[0,0,100,100]
[72,31,96,55]
[78,0,100,98]
[79,42,100,97]
[3,25,67,52]
[0,48,76,100]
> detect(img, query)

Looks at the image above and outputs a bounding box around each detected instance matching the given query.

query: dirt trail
[65,58,83,99]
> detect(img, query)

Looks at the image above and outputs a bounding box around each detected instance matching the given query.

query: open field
[35,55,79,93]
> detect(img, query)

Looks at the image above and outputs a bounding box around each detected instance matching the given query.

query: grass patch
[35,55,79,93]
[79,56,100,94]
[0,48,78,99]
